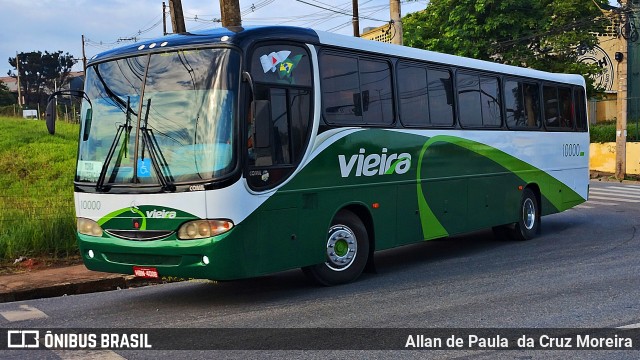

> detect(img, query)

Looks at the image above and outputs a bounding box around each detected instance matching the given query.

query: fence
[0,104,24,118]
[0,103,81,123]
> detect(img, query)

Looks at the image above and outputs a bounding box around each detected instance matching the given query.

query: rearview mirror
[45,98,56,135]
[82,108,93,141]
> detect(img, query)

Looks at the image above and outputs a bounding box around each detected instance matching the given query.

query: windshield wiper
[95,97,133,191]
[139,98,176,192]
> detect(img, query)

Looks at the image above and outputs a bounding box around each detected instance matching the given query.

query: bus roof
[88,25,585,87]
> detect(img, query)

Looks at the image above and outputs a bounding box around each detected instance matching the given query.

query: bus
[46,25,589,286]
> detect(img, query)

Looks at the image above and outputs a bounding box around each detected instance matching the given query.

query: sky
[0,0,430,77]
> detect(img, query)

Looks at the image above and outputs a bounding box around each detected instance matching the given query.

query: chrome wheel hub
[325,225,357,271]
[523,198,536,230]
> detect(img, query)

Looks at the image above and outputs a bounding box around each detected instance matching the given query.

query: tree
[7,51,76,108]
[0,81,16,106]
[403,0,609,94]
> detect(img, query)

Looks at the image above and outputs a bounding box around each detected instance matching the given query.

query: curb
[0,276,164,303]
[589,171,640,184]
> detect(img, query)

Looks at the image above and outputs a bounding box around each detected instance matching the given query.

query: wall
[590,142,640,174]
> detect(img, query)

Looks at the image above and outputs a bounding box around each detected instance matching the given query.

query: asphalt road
[1,180,639,359]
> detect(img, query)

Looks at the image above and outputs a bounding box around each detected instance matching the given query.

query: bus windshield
[76,48,240,189]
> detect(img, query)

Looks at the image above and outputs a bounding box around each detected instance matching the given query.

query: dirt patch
[0,256,83,275]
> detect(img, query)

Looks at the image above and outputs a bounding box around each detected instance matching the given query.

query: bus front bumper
[77,228,254,281]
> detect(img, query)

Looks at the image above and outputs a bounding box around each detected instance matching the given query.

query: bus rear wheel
[302,210,369,286]
[493,188,540,241]
[513,188,539,241]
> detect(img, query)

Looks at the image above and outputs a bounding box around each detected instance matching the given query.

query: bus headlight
[177,219,234,240]
[77,217,103,237]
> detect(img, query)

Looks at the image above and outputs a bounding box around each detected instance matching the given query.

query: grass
[0,116,79,263]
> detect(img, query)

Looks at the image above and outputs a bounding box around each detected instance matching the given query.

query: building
[0,71,84,105]
[0,76,18,92]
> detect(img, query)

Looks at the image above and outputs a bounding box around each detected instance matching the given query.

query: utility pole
[169,0,187,33]
[220,0,242,27]
[162,2,168,36]
[616,0,629,179]
[390,0,403,45]
[352,0,360,37]
[81,35,87,74]
[15,52,22,108]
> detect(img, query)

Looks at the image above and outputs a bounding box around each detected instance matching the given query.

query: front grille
[104,252,182,266]
[105,229,174,241]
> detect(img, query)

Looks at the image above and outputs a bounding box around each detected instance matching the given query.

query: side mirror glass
[45,98,57,135]
[82,108,93,141]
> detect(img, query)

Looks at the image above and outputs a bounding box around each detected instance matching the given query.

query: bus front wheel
[302,210,369,286]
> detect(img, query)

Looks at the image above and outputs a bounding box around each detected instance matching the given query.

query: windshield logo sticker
[338,148,411,178]
[130,201,139,213]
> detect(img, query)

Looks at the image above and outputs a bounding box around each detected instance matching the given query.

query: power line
[295,0,386,22]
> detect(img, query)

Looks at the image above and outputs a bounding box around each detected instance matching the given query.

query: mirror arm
[242,71,256,125]
[45,90,92,135]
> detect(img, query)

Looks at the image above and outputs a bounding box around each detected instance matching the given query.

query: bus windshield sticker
[77,160,103,181]
[137,158,152,178]
[260,51,291,73]
[259,50,303,82]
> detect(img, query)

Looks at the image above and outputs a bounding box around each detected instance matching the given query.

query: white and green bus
[46,26,589,285]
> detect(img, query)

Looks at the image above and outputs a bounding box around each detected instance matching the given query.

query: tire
[302,210,370,286]
[513,188,539,241]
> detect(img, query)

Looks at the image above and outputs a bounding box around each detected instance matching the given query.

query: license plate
[133,266,159,279]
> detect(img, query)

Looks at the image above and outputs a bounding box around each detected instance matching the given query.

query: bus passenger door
[244,43,315,273]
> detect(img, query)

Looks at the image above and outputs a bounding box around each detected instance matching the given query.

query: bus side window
[523,83,540,128]
[320,54,360,125]
[397,62,454,127]
[543,85,560,128]
[574,89,587,131]
[558,87,574,129]
[398,63,429,126]
[428,68,455,126]
[457,72,501,128]
[505,80,540,129]
[320,52,393,126]
[457,73,482,127]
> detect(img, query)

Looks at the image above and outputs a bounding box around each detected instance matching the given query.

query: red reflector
[372,202,380,209]
[133,266,159,279]
[518,186,524,191]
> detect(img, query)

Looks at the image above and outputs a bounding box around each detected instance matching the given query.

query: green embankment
[0,116,78,262]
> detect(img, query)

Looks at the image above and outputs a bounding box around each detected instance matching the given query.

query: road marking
[617,322,640,329]
[0,305,48,322]
[590,190,640,199]
[53,350,126,360]
[584,200,617,206]
[618,183,640,187]
[605,185,640,192]
[588,195,640,203]
[575,205,593,209]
